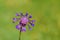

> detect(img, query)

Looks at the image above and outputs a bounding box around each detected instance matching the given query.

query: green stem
[19,27,22,40]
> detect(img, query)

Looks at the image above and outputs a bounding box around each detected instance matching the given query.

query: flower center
[20,16,28,24]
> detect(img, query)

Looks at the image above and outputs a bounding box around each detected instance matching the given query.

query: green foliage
[0,0,60,40]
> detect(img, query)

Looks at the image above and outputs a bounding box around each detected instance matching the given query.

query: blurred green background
[0,0,60,40]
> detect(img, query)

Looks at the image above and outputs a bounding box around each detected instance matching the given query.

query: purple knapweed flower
[13,12,35,32]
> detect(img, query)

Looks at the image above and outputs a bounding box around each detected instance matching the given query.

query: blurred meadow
[0,0,60,40]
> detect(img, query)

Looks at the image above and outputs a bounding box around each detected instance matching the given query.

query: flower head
[13,12,35,32]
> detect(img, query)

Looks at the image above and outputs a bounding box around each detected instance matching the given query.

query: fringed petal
[29,15,32,18]
[16,13,20,16]
[16,24,21,30]
[21,27,26,32]
[28,25,32,30]
[25,12,28,16]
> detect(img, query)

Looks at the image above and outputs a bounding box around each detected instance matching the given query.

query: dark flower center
[19,22,26,27]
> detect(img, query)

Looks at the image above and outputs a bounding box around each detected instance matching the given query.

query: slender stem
[19,27,22,40]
